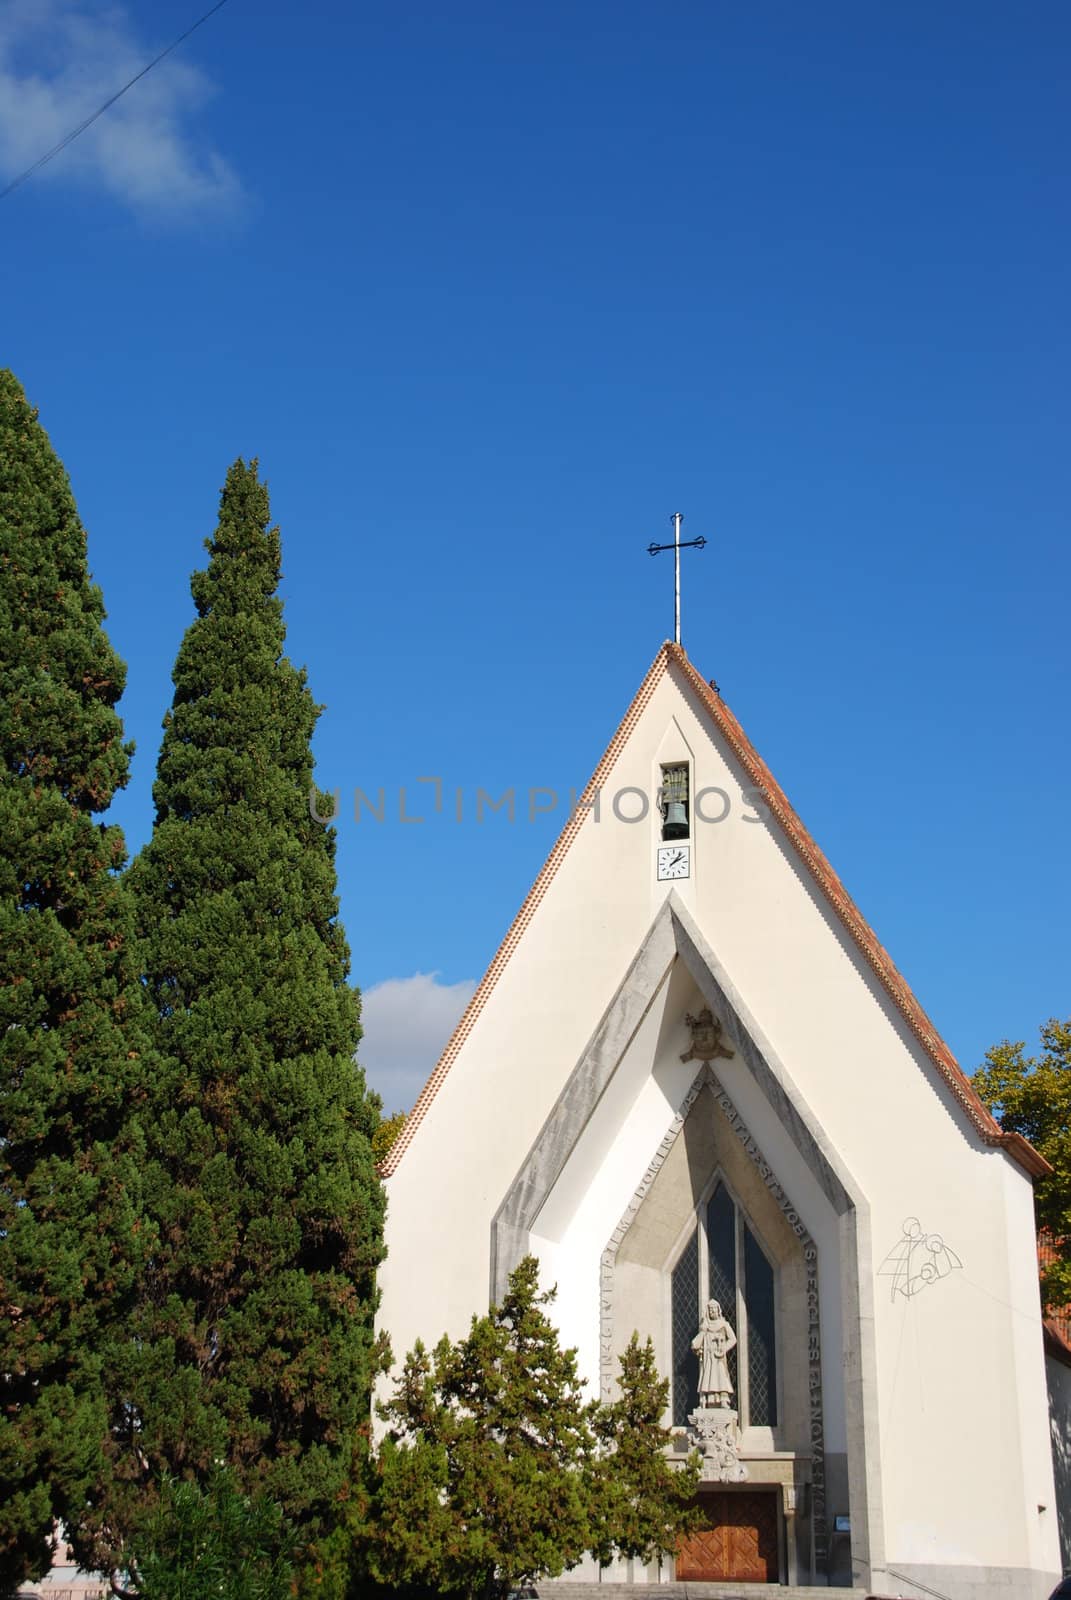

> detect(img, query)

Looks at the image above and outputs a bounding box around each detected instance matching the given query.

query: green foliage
[0,371,149,1591]
[588,1334,701,1568]
[364,1258,596,1598]
[123,1470,294,1600]
[104,460,385,1591]
[371,1110,406,1166]
[363,1260,698,1598]
[974,1018,1071,1312]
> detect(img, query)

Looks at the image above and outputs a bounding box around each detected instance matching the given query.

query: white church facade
[377,642,1061,1597]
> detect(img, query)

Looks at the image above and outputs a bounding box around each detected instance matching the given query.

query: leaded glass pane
[706,1184,738,1396]
[744,1223,777,1426]
[671,1229,700,1426]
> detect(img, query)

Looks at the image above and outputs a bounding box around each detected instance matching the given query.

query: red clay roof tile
[380,643,1047,1182]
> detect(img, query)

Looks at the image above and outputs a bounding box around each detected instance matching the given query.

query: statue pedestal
[687,1404,748,1482]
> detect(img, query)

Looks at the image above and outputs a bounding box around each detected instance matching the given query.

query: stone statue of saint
[692,1298,737,1408]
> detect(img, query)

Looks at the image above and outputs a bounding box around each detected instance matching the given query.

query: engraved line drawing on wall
[878,1216,963,1302]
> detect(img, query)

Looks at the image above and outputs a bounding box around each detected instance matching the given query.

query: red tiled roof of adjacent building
[1039,1232,1071,1364]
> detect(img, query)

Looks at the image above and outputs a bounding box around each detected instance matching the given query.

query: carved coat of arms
[680,1008,734,1064]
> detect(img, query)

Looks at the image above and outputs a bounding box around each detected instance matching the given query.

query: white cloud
[0,0,240,216]
[359,972,477,1115]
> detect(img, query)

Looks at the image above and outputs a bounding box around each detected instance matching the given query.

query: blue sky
[3,0,1068,1112]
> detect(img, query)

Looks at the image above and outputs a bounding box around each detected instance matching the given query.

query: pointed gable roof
[381,642,1047,1181]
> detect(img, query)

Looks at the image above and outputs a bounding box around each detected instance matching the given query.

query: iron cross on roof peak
[647,512,706,646]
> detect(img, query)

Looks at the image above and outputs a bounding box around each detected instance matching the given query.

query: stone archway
[490,893,883,1587]
[600,1064,825,1574]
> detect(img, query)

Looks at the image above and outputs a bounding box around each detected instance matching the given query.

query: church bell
[659,763,690,841]
[662,800,689,838]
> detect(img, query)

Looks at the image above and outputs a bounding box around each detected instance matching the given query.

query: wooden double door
[676,1489,780,1583]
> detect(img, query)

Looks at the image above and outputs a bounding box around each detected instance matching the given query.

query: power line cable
[0,0,232,202]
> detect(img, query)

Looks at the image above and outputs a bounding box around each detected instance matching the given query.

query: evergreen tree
[114,461,384,1591]
[588,1334,701,1571]
[122,1469,295,1600]
[0,370,148,1591]
[364,1257,597,1600]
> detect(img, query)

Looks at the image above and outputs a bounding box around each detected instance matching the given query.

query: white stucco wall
[1047,1347,1071,1574]
[377,652,1059,1592]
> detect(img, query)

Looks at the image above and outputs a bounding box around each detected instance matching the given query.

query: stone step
[531,1587,863,1599]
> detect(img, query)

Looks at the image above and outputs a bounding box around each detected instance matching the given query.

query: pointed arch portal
[490,893,884,1586]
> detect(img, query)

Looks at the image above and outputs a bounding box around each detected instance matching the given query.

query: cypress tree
[121,460,384,1590]
[588,1335,701,1571]
[366,1257,597,1599]
[364,1264,702,1598]
[0,370,147,1591]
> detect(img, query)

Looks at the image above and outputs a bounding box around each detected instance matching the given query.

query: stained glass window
[744,1223,777,1426]
[670,1182,778,1430]
[706,1184,738,1396]
[671,1229,700,1425]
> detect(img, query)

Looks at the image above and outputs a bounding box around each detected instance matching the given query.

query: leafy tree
[588,1333,701,1570]
[120,1470,294,1600]
[975,1018,1071,1312]
[371,1110,406,1167]
[103,460,384,1592]
[364,1257,596,1599]
[0,370,149,1592]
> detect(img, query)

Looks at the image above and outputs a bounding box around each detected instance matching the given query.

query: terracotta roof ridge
[379,643,675,1177]
[380,642,1048,1184]
[665,642,1048,1181]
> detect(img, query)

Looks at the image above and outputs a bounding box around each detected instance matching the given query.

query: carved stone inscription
[707,1074,827,1571]
[599,1076,703,1401]
[600,1064,828,1572]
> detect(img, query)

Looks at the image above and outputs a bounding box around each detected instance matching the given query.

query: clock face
[656,844,691,881]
